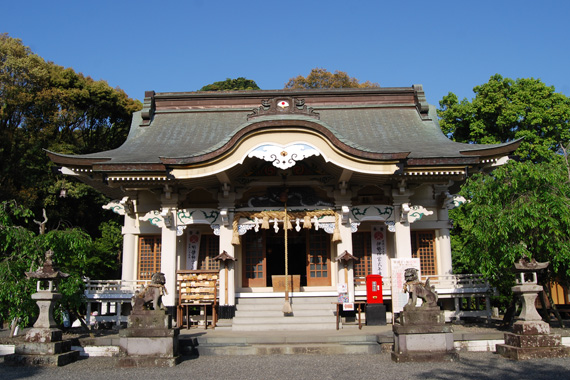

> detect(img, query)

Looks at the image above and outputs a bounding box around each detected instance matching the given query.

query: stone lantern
[496,256,570,360]
[25,249,70,340]
[6,249,79,366]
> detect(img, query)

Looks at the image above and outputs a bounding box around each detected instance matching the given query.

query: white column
[392,190,413,259]
[437,207,453,275]
[121,212,137,281]
[336,221,355,302]
[160,194,179,308]
[218,223,236,306]
[393,215,412,258]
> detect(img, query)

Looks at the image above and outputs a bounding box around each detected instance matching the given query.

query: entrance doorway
[266,230,306,287]
[242,229,331,288]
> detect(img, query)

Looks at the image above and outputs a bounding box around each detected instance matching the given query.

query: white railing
[356,274,490,291]
[84,279,150,327]
[84,279,149,297]
[421,274,490,290]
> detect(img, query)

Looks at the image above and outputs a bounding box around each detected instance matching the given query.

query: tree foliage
[284,68,379,89]
[451,160,570,301]
[0,34,132,329]
[440,75,570,308]
[0,201,102,327]
[0,33,141,231]
[199,77,260,91]
[438,74,570,163]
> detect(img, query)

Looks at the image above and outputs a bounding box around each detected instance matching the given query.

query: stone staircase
[230,296,338,331]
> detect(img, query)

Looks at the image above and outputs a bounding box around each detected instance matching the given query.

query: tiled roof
[47,87,520,169]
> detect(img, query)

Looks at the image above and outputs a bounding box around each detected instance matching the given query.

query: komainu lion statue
[403,268,438,310]
[132,272,168,311]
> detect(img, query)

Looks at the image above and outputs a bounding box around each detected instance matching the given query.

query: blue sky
[2,0,569,106]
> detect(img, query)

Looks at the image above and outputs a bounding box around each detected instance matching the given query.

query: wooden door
[243,231,266,287]
[306,230,331,286]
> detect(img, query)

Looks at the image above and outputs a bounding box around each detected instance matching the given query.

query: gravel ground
[2,352,570,380]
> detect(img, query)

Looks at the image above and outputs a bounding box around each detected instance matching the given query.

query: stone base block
[5,349,79,366]
[391,350,458,363]
[119,336,179,358]
[127,310,172,330]
[120,327,179,338]
[504,332,562,348]
[393,331,455,354]
[393,324,453,335]
[512,320,550,335]
[496,344,570,360]
[116,355,181,367]
[399,309,445,326]
[14,340,72,355]
[25,328,62,343]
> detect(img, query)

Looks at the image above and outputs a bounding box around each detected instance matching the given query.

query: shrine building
[48,86,520,329]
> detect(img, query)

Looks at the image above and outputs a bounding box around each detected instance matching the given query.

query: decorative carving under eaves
[248,143,321,170]
[444,194,467,210]
[350,205,395,222]
[177,209,221,225]
[407,205,434,223]
[103,197,133,216]
[247,97,320,120]
[141,209,173,228]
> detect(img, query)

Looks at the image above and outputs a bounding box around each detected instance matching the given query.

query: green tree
[284,68,379,89]
[199,77,260,91]
[0,201,94,330]
[451,160,570,301]
[0,33,140,239]
[440,75,570,315]
[0,34,141,207]
[438,74,570,163]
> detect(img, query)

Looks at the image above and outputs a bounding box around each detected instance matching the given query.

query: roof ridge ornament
[247,97,320,120]
[140,91,156,127]
[412,84,430,121]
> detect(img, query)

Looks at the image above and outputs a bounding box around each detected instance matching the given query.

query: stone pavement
[2,351,570,380]
[1,322,570,379]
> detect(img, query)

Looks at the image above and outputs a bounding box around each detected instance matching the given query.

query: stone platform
[392,308,458,362]
[5,328,79,366]
[496,320,570,360]
[117,309,180,367]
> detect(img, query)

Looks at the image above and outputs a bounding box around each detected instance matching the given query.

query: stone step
[188,342,384,355]
[181,331,385,355]
[235,303,336,311]
[235,296,337,305]
[232,322,337,332]
[231,296,340,331]
[234,309,334,317]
